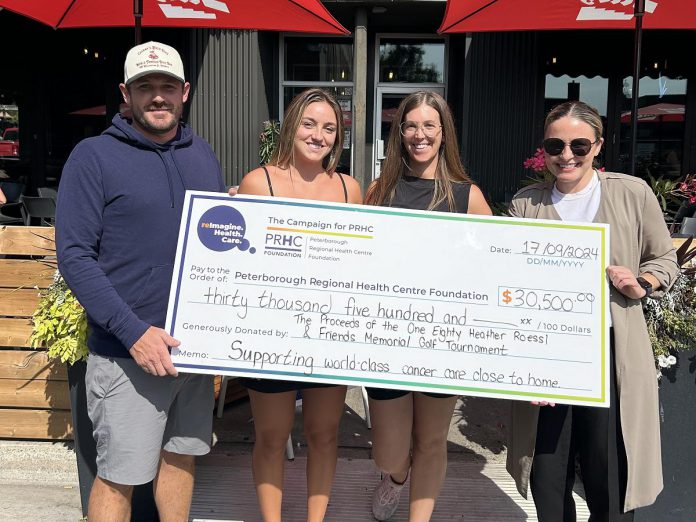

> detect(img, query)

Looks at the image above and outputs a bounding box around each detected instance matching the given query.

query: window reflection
[0,101,20,178]
[285,38,353,83]
[379,39,444,84]
[619,76,687,179]
[545,75,608,116]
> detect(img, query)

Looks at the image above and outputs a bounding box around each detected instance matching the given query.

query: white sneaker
[372,473,407,521]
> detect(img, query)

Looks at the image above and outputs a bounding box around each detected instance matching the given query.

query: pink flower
[523,148,547,173]
[668,173,696,204]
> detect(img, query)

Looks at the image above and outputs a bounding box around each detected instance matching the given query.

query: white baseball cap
[124,41,185,85]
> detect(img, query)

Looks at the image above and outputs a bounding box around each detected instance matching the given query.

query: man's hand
[228,186,238,197]
[130,326,180,377]
[531,401,556,407]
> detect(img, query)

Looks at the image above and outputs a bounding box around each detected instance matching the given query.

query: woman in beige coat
[507,101,678,521]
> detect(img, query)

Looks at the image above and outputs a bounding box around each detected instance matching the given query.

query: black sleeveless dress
[240,167,349,394]
[367,175,471,401]
[390,174,471,213]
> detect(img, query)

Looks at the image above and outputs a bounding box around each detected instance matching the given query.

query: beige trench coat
[506,171,679,512]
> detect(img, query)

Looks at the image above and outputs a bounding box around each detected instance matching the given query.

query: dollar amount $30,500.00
[499,287,594,314]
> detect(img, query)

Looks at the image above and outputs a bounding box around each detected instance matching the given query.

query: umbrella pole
[134,0,143,45]
[629,0,645,177]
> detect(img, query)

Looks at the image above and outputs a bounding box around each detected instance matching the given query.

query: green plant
[644,237,696,375]
[258,120,280,165]
[29,271,88,365]
[647,174,683,222]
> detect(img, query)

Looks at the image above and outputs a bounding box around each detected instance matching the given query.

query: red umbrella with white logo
[438,0,696,175]
[0,0,349,41]
[438,0,694,32]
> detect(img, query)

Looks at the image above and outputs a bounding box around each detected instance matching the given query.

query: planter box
[0,227,72,440]
[636,349,696,521]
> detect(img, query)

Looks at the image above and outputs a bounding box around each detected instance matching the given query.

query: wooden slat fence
[0,225,72,439]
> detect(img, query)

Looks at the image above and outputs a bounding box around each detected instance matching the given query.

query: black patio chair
[0,201,24,225]
[679,217,696,237]
[37,186,58,201]
[0,180,26,203]
[19,195,56,226]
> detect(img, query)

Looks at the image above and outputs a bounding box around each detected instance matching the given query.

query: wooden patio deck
[191,454,590,521]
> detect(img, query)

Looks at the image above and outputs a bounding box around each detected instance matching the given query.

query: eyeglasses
[542,137,599,157]
[400,121,442,138]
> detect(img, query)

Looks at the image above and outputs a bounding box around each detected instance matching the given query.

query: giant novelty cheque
[167,192,611,407]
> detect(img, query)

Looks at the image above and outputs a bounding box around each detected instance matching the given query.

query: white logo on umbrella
[577,0,657,21]
[157,0,230,20]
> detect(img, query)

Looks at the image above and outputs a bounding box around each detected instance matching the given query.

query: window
[619,76,687,179]
[285,37,353,83]
[544,75,609,116]
[378,39,445,84]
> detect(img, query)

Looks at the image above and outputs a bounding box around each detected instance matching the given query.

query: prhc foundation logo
[197,205,255,253]
[263,232,304,259]
[577,0,657,21]
[158,0,230,20]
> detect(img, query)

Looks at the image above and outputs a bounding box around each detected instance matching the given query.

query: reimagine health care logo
[197,205,255,253]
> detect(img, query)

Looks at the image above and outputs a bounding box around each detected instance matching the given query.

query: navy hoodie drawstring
[170,146,189,197]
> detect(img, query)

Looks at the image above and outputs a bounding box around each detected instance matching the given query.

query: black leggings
[531,341,634,522]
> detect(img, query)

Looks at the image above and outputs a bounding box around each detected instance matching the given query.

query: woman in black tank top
[235,89,362,522]
[364,91,492,521]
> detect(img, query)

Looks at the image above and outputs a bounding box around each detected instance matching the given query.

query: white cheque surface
[167,192,611,407]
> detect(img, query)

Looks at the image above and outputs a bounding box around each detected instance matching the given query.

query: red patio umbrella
[0,0,349,41]
[69,103,131,118]
[620,102,685,123]
[438,0,696,175]
[438,1,694,32]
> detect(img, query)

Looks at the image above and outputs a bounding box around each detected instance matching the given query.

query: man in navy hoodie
[56,41,225,522]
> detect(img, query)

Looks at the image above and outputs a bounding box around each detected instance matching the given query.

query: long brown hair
[365,91,472,211]
[269,88,344,174]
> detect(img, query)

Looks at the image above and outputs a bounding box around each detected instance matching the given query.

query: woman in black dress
[364,91,491,521]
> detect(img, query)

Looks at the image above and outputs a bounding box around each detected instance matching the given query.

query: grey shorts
[85,353,214,485]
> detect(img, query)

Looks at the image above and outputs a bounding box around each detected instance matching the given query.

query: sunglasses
[542,138,599,157]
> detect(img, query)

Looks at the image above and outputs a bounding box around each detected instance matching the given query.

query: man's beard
[132,105,181,136]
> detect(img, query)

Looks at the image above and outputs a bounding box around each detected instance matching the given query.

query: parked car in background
[0,127,19,157]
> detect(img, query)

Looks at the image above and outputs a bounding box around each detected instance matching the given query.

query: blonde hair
[545,101,603,140]
[365,91,472,211]
[270,88,344,174]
